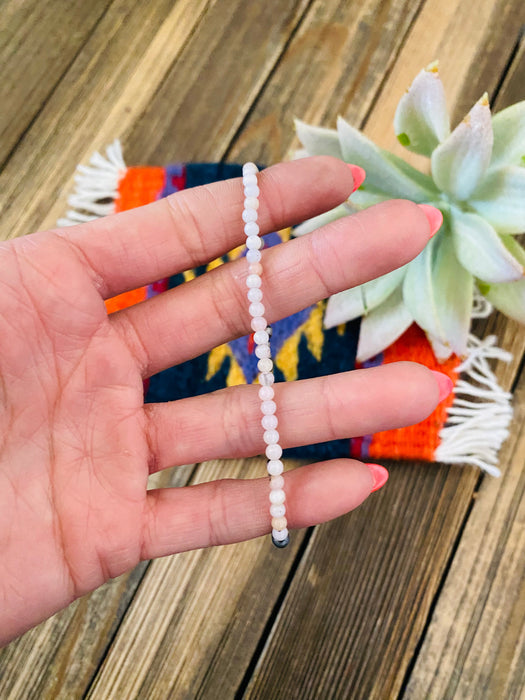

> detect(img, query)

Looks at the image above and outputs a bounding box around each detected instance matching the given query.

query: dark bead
[272,534,290,548]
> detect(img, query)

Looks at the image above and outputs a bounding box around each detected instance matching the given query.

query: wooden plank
[404,369,525,699]
[0,0,215,241]
[86,459,306,699]
[79,0,444,697]
[404,41,525,699]
[238,0,525,696]
[0,465,193,699]
[0,0,111,166]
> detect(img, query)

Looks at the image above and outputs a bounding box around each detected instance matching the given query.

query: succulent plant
[294,61,525,363]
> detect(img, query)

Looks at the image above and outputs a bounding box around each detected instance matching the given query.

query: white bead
[244,184,260,198]
[243,173,257,187]
[246,274,261,288]
[261,400,276,415]
[270,503,286,518]
[259,372,275,386]
[246,248,261,263]
[264,429,280,445]
[267,459,283,475]
[270,475,284,490]
[246,235,262,250]
[269,488,285,505]
[242,162,258,175]
[249,302,265,318]
[258,384,274,400]
[248,262,263,275]
[244,196,259,210]
[265,443,282,460]
[251,316,267,332]
[255,344,271,359]
[262,413,278,430]
[258,357,273,373]
[242,208,258,223]
[244,221,260,236]
[253,329,269,345]
[272,527,289,541]
[247,287,263,302]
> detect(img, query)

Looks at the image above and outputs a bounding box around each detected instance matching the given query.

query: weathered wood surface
[0,0,524,698]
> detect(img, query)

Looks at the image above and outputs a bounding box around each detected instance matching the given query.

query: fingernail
[347,164,366,192]
[430,370,454,402]
[417,204,443,237]
[366,463,389,492]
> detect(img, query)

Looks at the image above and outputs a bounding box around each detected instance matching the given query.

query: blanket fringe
[57,140,126,227]
[435,333,513,477]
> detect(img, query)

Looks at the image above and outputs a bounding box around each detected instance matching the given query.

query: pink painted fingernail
[347,164,366,192]
[366,463,389,492]
[431,370,454,402]
[417,204,443,237]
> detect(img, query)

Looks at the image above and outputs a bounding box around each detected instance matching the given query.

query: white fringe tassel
[435,332,513,477]
[57,140,126,227]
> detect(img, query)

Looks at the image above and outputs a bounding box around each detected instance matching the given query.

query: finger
[142,458,378,557]
[145,362,447,473]
[56,157,358,299]
[112,198,436,378]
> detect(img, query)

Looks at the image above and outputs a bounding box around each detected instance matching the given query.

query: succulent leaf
[324,287,365,327]
[481,276,525,324]
[324,267,407,328]
[402,235,447,342]
[490,100,525,169]
[336,116,437,201]
[431,93,494,200]
[292,204,349,237]
[432,231,473,357]
[393,61,450,156]
[356,286,413,362]
[469,166,525,234]
[294,119,343,159]
[450,206,524,283]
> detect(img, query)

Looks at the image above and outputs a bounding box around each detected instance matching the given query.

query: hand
[0,156,444,644]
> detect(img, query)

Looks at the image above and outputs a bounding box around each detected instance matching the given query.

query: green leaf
[393,62,450,156]
[490,100,525,169]
[469,166,525,234]
[402,236,447,343]
[397,133,411,147]
[431,93,493,200]
[402,232,473,356]
[336,116,438,202]
[294,120,343,159]
[292,204,349,237]
[356,286,413,362]
[432,231,473,357]
[450,206,524,282]
[324,267,407,328]
[482,276,525,324]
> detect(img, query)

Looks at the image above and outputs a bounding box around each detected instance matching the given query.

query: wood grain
[403,41,525,699]
[0,465,193,699]
[0,0,523,697]
[404,370,525,699]
[0,0,214,240]
[238,0,525,696]
[0,0,111,167]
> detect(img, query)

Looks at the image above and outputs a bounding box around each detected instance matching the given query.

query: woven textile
[59,144,513,474]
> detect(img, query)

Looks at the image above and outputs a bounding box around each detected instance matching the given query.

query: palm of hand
[0,158,441,644]
[0,235,149,634]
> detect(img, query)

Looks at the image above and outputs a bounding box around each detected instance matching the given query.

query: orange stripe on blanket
[356,324,461,462]
[105,167,166,313]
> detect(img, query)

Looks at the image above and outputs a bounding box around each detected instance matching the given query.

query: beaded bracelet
[242,162,289,549]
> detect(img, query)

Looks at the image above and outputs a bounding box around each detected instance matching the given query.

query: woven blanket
[59,142,514,475]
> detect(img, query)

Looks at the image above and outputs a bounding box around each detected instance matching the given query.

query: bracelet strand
[242,162,289,549]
